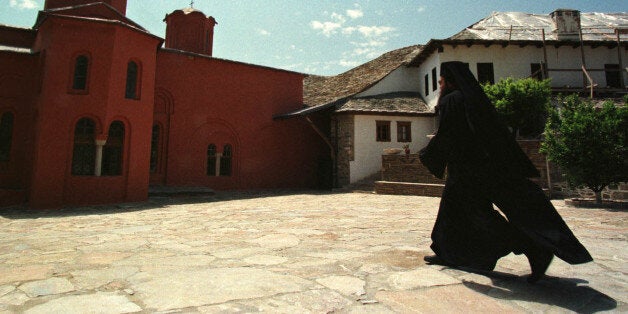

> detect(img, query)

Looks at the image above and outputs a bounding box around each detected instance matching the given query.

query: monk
[420,61,592,283]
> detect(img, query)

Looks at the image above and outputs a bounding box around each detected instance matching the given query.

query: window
[605,64,621,88]
[397,122,411,142]
[531,63,543,80]
[72,55,89,90]
[376,121,391,142]
[71,118,96,175]
[102,121,124,176]
[477,63,494,85]
[206,144,217,176]
[0,112,14,162]
[424,74,429,96]
[432,67,437,91]
[150,124,160,173]
[125,61,139,99]
[220,144,232,176]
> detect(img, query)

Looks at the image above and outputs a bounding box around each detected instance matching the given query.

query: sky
[2,0,627,76]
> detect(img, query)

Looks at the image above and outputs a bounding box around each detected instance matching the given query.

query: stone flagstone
[127,267,315,311]
[0,192,625,312]
[376,285,523,313]
[316,275,366,297]
[385,268,461,290]
[0,266,53,285]
[23,292,141,314]
[18,277,74,297]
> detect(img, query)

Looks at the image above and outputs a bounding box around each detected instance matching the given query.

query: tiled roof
[336,92,429,115]
[303,45,423,107]
[35,2,147,32]
[450,11,628,41]
[408,11,628,67]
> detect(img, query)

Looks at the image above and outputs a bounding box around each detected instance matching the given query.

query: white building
[413,9,628,109]
[278,9,628,188]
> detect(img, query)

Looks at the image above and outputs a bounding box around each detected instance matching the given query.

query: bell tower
[164,7,217,56]
[44,0,128,15]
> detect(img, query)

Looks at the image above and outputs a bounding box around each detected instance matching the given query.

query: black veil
[439,61,539,178]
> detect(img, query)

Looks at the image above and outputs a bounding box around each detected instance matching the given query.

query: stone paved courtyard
[0,190,626,313]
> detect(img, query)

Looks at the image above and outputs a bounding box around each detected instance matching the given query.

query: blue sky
[2,0,627,75]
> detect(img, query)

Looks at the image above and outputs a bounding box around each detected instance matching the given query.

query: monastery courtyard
[0,189,625,313]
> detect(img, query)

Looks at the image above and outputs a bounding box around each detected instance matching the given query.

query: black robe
[420,88,592,270]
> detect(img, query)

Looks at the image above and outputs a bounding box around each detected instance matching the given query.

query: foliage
[541,95,628,203]
[483,78,551,138]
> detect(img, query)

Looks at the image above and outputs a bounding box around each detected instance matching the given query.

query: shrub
[483,78,551,138]
[541,95,628,203]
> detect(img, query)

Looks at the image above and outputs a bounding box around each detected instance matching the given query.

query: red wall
[156,51,329,190]
[27,17,160,208]
[0,50,39,207]
[1,6,330,209]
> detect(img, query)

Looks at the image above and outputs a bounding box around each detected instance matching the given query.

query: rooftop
[303,45,423,108]
[451,11,628,41]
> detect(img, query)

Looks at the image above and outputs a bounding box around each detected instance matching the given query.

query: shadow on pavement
[462,271,617,313]
[0,189,337,219]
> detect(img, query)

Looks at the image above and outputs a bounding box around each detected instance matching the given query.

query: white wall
[419,43,628,102]
[349,114,435,183]
[357,66,421,97]
[417,54,442,109]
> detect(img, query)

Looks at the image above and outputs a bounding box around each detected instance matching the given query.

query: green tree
[483,78,551,138]
[541,95,628,204]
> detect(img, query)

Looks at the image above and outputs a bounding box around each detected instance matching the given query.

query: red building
[0,0,330,209]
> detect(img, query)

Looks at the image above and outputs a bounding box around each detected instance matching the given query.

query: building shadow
[460,269,617,313]
[0,189,338,219]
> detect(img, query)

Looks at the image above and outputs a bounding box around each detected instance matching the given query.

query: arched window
[125,61,139,99]
[72,55,89,90]
[150,124,160,173]
[0,112,14,162]
[220,144,232,176]
[206,144,216,176]
[102,121,124,176]
[71,118,96,175]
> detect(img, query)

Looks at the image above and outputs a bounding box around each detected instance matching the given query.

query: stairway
[375,153,444,197]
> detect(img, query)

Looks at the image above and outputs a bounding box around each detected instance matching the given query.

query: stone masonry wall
[517,140,549,189]
[381,153,445,184]
[331,115,354,187]
[377,139,626,202]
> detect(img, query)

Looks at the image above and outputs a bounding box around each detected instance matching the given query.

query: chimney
[164,8,217,56]
[550,9,581,41]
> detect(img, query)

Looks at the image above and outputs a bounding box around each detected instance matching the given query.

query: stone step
[374,181,444,197]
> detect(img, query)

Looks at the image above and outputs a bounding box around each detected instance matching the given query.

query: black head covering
[439,61,539,178]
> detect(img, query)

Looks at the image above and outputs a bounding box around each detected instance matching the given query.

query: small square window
[376,121,391,142]
[530,63,543,80]
[397,122,411,142]
[477,63,494,85]
[605,64,621,88]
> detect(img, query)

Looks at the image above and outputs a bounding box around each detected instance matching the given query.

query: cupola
[164,7,217,56]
